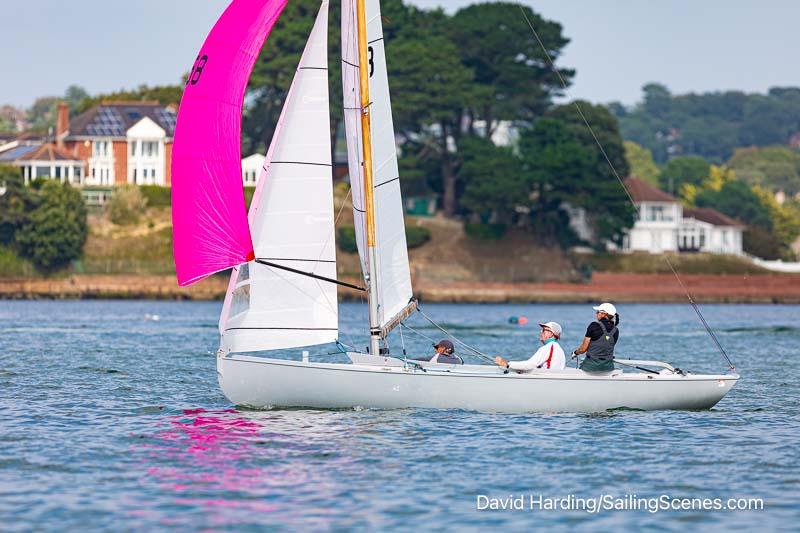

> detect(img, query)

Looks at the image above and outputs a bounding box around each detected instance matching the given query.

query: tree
[617,84,800,164]
[517,117,595,245]
[64,85,90,114]
[388,33,475,216]
[15,181,88,273]
[0,166,38,246]
[624,141,660,185]
[695,180,772,230]
[74,84,183,114]
[544,102,635,244]
[449,2,573,135]
[659,156,710,196]
[728,146,800,196]
[245,0,343,156]
[27,96,59,132]
[458,135,526,224]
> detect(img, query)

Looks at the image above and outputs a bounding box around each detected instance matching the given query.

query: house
[61,101,177,186]
[0,143,86,185]
[622,176,743,255]
[241,153,265,187]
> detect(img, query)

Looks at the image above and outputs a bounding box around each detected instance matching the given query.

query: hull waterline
[217,354,739,413]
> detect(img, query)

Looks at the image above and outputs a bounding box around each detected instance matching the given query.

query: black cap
[433,340,455,354]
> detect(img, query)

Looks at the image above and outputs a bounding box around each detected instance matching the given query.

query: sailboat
[172,0,739,413]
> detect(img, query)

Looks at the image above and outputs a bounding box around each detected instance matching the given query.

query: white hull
[217,354,739,413]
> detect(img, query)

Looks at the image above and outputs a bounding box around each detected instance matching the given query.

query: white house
[622,177,743,255]
[241,153,265,187]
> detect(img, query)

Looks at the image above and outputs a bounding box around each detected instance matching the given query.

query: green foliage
[449,2,573,128]
[15,181,88,273]
[695,180,772,230]
[27,96,58,131]
[458,135,526,223]
[405,225,431,248]
[139,185,172,208]
[64,85,90,114]
[728,146,800,195]
[659,156,710,196]
[614,84,800,163]
[536,104,635,244]
[75,84,183,114]
[337,224,430,252]
[245,0,344,155]
[743,226,784,260]
[243,187,256,209]
[0,245,33,276]
[337,226,358,253]
[623,141,660,185]
[0,166,37,246]
[465,222,507,240]
[108,186,148,225]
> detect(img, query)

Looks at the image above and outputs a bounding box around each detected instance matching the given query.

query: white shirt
[508,340,566,372]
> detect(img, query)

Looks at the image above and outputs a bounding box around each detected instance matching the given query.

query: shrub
[16,181,88,273]
[465,222,506,240]
[139,185,172,207]
[337,226,358,253]
[337,224,431,253]
[109,186,148,225]
[405,225,431,249]
[244,186,256,209]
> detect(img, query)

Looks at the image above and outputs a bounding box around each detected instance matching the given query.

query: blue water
[1,300,798,531]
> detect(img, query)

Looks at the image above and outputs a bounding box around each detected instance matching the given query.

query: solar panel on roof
[0,145,38,161]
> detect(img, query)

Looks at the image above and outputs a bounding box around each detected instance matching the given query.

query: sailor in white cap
[572,302,620,372]
[494,321,566,372]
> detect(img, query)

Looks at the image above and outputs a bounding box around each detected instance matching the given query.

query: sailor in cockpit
[494,321,566,372]
[412,339,464,365]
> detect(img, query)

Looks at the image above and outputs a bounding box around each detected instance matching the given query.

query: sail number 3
[187,55,208,86]
[368,46,374,77]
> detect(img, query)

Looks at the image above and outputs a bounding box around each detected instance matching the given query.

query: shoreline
[2,272,800,303]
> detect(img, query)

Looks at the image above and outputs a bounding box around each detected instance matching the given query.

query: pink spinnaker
[172,0,288,286]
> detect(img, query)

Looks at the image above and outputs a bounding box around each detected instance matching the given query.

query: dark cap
[433,339,455,354]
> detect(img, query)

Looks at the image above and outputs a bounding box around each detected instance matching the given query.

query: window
[142,141,158,157]
[93,141,110,157]
[130,142,137,157]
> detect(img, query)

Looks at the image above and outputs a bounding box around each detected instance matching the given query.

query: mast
[355,0,381,356]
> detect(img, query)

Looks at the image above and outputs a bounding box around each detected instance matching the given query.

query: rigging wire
[518,6,735,372]
[414,306,497,364]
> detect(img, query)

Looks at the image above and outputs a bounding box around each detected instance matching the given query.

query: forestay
[219,1,338,353]
[341,0,413,327]
[171,0,288,286]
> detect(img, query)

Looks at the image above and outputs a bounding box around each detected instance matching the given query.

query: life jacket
[585,320,617,361]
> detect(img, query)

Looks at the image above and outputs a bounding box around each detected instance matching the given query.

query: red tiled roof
[16,143,81,162]
[684,207,742,227]
[624,176,677,203]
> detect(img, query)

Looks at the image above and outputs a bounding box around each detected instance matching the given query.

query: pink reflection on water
[129,407,358,526]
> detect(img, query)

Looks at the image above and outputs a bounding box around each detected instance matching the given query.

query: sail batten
[172,0,289,287]
[219,1,338,353]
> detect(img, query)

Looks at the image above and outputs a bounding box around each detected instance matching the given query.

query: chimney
[56,102,69,148]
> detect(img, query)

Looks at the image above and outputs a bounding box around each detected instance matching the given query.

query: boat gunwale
[220,354,740,383]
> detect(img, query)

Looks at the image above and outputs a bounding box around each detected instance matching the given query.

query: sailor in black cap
[412,339,463,364]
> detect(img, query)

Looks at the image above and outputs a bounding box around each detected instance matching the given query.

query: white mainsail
[219,1,337,353]
[341,0,413,327]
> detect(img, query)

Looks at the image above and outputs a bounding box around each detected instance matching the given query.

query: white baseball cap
[593,302,617,315]
[538,321,562,338]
